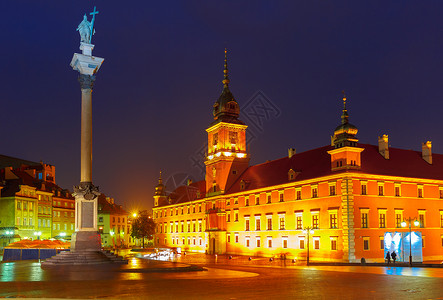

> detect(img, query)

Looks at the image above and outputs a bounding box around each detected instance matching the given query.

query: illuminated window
[256,237,261,248]
[53,223,56,230]
[267,194,271,204]
[244,196,249,206]
[234,211,239,222]
[440,189,443,199]
[395,210,403,228]
[187,221,190,232]
[279,192,284,202]
[181,221,184,232]
[234,198,238,205]
[296,189,302,200]
[313,237,320,250]
[176,208,178,215]
[330,237,337,250]
[378,211,386,228]
[170,210,173,216]
[213,133,218,146]
[299,237,305,249]
[199,204,202,212]
[266,216,272,230]
[363,237,370,250]
[227,213,231,222]
[440,212,443,228]
[255,216,261,231]
[229,131,238,145]
[267,237,272,248]
[329,185,336,196]
[255,195,259,205]
[193,206,196,213]
[395,184,401,197]
[311,212,319,229]
[360,182,367,195]
[164,223,167,233]
[16,217,20,226]
[419,211,426,228]
[282,237,288,248]
[378,185,384,196]
[422,236,425,248]
[235,233,239,243]
[296,213,303,229]
[312,186,318,198]
[245,218,250,231]
[245,236,250,247]
[380,236,384,250]
[17,201,21,210]
[329,212,338,229]
[188,237,191,245]
[170,222,173,233]
[418,186,423,198]
[193,222,196,232]
[227,234,231,243]
[279,215,285,230]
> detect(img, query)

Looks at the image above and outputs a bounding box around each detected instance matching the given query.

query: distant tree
[131,210,155,248]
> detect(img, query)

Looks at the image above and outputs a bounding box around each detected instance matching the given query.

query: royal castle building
[152,51,443,262]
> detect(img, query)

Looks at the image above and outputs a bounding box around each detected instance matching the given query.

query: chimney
[422,141,432,164]
[288,148,296,159]
[378,134,389,159]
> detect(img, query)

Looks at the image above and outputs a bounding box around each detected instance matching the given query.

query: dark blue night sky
[1,1,443,211]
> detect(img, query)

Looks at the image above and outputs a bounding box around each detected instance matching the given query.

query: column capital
[73,182,100,200]
[78,74,96,90]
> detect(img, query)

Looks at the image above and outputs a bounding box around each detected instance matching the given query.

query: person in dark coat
[386,251,391,264]
[391,251,397,263]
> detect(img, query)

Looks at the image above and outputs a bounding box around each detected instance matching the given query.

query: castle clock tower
[205,50,249,196]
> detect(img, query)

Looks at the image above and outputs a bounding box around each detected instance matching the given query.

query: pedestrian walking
[391,251,397,264]
[386,251,391,264]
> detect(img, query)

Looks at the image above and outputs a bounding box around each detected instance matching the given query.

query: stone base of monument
[41,250,128,266]
[71,231,101,251]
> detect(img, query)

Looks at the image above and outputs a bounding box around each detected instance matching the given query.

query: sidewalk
[172,252,443,268]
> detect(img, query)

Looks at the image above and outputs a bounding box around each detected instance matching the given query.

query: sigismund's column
[69,8,104,251]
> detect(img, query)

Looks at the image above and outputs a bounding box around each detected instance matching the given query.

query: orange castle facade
[152,52,443,263]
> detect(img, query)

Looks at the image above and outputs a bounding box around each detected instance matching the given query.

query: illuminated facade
[97,194,132,248]
[153,53,443,262]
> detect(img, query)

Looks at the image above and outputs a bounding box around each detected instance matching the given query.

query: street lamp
[5,231,13,245]
[33,231,42,240]
[302,226,315,265]
[401,217,419,267]
[132,213,137,218]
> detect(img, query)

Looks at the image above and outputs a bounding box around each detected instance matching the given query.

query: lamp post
[401,217,419,267]
[34,231,42,240]
[303,226,315,265]
[5,231,13,245]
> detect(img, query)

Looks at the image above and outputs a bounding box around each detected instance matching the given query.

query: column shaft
[80,88,93,183]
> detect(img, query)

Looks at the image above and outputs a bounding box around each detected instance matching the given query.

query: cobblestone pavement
[0,250,443,299]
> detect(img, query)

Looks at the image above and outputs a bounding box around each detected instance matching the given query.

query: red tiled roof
[227,144,443,194]
[167,180,206,205]
[97,194,128,216]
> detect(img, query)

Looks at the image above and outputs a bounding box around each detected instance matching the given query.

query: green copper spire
[341,90,349,125]
[222,48,230,87]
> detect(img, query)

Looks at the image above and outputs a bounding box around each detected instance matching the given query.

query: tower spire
[222,48,230,87]
[341,90,349,125]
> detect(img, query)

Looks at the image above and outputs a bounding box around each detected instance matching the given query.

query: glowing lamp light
[413,220,420,227]
[224,152,232,157]
[208,155,214,160]
[216,152,221,157]
[60,232,66,237]
[34,231,41,236]
[110,231,115,236]
[401,221,407,228]
[302,229,314,234]
[236,153,246,158]
[132,213,137,218]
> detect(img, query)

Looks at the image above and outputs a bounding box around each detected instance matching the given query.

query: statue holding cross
[76,7,99,44]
